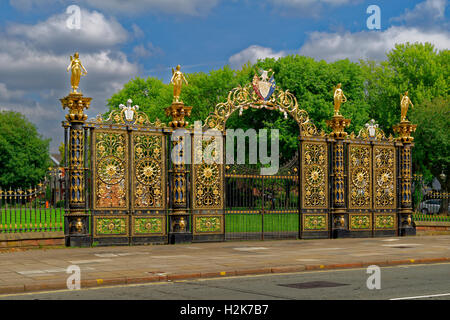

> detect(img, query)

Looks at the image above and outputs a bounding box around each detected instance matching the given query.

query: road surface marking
[233,247,268,251]
[302,247,344,251]
[390,292,450,300]
[2,262,449,298]
[382,244,422,247]
[42,268,67,273]
[296,258,319,262]
[17,266,95,275]
[68,259,113,264]
[381,239,400,242]
[17,270,46,275]
[94,253,118,258]
[350,253,383,257]
[150,255,190,258]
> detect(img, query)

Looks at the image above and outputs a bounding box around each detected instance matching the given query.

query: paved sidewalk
[0,235,449,294]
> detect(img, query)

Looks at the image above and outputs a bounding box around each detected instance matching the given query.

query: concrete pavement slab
[0,235,448,294]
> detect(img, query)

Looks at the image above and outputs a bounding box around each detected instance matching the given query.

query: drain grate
[278,281,349,289]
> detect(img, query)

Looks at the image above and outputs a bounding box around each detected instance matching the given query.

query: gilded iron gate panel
[192,134,224,239]
[93,129,129,211]
[131,131,167,238]
[373,145,397,231]
[301,141,329,234]
[348,144,372,232]
[373,146,396,209]
[92,129,129,241]
[348,145,372,209]
[192,135,223,210]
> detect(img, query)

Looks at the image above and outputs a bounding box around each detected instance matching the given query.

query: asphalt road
[1,263,449,300]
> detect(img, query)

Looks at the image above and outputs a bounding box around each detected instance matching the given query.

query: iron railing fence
[414,191,450,215]
[0,177,65,233]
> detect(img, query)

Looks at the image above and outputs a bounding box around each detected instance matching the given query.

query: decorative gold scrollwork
[349,145,371,208]
[133,133,165,209]
[192,135,223,210]
[93,131,128,209]
[302,143,328,208]
[203,82,318,136]
[374,147,396,208]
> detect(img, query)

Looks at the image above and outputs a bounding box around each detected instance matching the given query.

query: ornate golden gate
[85,107,168,245]
[60,59,417,246]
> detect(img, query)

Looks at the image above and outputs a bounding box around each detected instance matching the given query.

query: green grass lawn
[413,213,450,222]
[1,208,299,234]
[224,213,299,233]
[0,208,64,232]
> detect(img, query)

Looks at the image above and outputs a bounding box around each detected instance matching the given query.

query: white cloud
[0,9,140,151]
[299,26,450,62]
[391,0,447,28]
[133,43,164,58]
[268,0,361,17]
[132,23,145,38]
[0,83,25,101]
[6,9,128,53]
[233,0,450,64]
[9,0,220,16]
[229,45,286,68]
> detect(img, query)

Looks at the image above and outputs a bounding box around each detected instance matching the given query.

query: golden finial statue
[67,52,87,94]
[333,83,347,116]
[171,65,188,103]
[400,91,414,122]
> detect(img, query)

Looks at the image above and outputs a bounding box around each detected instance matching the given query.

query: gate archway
[196,71,321,241]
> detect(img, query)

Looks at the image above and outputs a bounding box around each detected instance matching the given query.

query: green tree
[107,77,173,123]
[361,43,449,207]
[0,111,51,189]
[361,42,449,132]
[410,97,449,213]
[254,55,371,134]
[182,64,253,122]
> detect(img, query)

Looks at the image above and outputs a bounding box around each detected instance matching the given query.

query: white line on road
[390,293,450,300]
[382,244,423,247]
[233,247,268,251]
[68,259,113,264]
[94,254,118,258]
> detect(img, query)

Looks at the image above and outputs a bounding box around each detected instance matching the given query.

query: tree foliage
[410,98,449,189]
[106,42,448,188]
[0,111,51,189]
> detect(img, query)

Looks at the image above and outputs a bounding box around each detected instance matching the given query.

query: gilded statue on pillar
[400,91,414,122]
[67,52,88,93]
[333,83,347,116]
[171,65,188,103]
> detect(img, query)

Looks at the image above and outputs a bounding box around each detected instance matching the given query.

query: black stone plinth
[193,234,224,242]
[301,231,329,239]
[66,235,91,247]
[332,229,351,238]
[400,226,416,236]
[169,232,193,244]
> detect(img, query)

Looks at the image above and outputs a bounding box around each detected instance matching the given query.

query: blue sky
[0,0,448,152]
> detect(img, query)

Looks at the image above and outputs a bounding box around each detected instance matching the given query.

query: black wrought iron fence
[415,191,450,215]
[0,176,65,233]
